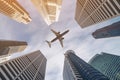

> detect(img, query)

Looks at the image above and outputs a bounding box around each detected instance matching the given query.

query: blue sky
[0,0,120,80]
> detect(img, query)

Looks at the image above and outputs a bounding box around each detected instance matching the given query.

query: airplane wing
[51,37,58,42]
[51,29,59,36]
[59,38,64,47]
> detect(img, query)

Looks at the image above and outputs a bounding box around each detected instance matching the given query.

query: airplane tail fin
[46,40,51,48]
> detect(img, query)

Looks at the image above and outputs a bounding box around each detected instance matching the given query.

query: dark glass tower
[0,50,47,80]
[92,21,120,39]
[63,50,109,80]
[89,52,120,80]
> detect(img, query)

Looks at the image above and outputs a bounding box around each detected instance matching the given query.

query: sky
[0,0,120,80]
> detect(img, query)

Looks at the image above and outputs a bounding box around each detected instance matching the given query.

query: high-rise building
[31,0,62,24]
[89,52,120,80]
[75,0,120,28]
[0,0,31,24]
[0,50,47,80]
[92,21,120,39]
[63,50,109,80]
[0,40,27,56]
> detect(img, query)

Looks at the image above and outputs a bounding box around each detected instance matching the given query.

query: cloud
[45,53,64,80]
[59,0,77,21]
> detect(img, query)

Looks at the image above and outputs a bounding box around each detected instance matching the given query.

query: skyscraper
[89,52,120,80]
[92,21,120,39]
[31,0,62,24]
[0,40,27,56]
[0,50,47,80]
[0,0,31,24]
[75,0,120,28]
[63,50,109,80]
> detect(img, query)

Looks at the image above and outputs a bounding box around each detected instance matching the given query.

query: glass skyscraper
[92,21,120,39]
[63,50,109,80]
[89,52,120,80]
[0,50,47,80]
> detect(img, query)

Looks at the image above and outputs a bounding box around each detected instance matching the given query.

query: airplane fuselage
[46,29,69,47]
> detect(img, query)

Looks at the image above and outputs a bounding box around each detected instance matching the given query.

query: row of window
[0,0,15,15]
[68,58,83,80]
[77,0,107,23]
[76,0,120,27]
[68,53,109,80]
[90,54,120,80]
[63,58,75,80]
[0,52,45,80]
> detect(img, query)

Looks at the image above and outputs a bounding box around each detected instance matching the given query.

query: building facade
[0,50,47,80]
[63,50,109,80]
[89,52,120,80]
[31,0,62,24]
[0,0,31,24]
[75,0,120,28]
[0,40,27,56]
[92,21,120,39]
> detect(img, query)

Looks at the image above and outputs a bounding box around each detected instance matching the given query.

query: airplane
[46,29,69,48]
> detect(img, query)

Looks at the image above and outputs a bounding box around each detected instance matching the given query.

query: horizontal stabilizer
[46,40,51,48]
